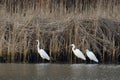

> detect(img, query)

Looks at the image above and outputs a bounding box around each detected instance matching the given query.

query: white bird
[36,40,50,60]
[86,49,98,63]
[70,44,86,60]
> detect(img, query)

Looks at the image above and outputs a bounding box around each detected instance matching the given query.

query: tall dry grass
[0,0,120,63]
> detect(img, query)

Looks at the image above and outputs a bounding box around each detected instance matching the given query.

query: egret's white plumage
[71,44,86,60]
[86,49,98,63]
[36,40,50,60]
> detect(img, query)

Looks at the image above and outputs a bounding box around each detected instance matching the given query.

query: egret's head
[86,49,89,52]
[70,44,75,47]
[36,40,39,43]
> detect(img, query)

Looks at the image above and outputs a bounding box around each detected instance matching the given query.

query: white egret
[86,49,98,63]
[36,40,50,60]
[70,44,86,60]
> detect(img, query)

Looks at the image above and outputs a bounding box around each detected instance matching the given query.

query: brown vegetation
[0,0,120,63]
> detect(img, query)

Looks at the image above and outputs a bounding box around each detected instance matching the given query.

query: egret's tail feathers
[46,57,50,61]
[82,57,86,60]
[94,59,99,63]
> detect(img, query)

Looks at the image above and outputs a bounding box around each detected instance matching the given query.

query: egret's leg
[90,60,91,64]
[42,59,45,63]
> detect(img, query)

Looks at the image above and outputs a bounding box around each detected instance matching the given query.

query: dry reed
[0,0,120,63]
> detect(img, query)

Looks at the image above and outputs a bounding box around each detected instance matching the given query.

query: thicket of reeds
[0,0,120,63]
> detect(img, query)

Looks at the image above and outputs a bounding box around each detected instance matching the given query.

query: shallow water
[0,63,120,80]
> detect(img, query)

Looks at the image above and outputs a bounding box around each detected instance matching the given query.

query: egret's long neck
[72,45,75,51]
[86,49,89,52]
[37,41,40,50]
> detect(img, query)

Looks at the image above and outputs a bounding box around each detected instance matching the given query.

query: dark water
[0,63,120,80]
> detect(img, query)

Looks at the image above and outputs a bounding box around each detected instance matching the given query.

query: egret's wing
[88,51,98,62]
[40,49,50,60]
[74,49,86,60]
[86,51,92,59]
